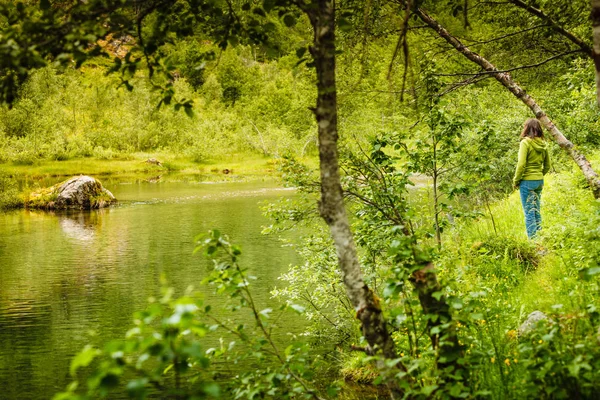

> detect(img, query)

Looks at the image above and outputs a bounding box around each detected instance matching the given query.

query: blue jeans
[519,180,544,238]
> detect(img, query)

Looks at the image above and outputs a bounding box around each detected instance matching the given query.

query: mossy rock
[27,176,117,210]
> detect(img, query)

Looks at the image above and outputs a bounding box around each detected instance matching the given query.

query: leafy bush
[516,318,600,399]
[11,150,37,166]
[0,172,23,210]
[92,146,117,160]
[470,235,540,275]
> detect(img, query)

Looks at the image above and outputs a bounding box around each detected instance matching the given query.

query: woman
[513,118,551,239]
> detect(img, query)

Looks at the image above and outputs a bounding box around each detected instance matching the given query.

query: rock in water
[145,158,162,166]
[56,176,116,209]
[518,311,548,336]
[29,176,116,210]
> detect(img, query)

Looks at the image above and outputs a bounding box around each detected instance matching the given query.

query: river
[0,177,301,399]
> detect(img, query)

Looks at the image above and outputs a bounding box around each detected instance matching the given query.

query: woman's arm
[513,140,528,187]
[543,147,551,175]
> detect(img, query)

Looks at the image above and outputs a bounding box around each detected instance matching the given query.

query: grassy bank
[0,153,293,179]
[0,153,317,210]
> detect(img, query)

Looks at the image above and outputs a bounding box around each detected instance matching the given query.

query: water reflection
[59,210,106,242]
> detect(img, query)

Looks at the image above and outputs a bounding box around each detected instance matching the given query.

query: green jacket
[513,137,551,186]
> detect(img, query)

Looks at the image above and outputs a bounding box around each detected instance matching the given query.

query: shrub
[471,235,540,274]
[0,172,23,210]
[11,150,37,166]
[92,146,117,160]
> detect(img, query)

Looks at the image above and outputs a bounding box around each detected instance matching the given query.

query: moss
[25,184,60,209]
[339,355,379,384]
[89,190,117,209]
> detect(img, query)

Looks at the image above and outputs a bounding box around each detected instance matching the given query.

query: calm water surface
[0,178,301,399]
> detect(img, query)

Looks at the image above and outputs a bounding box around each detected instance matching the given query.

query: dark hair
[520,118,544,139]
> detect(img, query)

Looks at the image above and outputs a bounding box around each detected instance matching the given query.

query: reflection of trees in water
[59,209,107,241]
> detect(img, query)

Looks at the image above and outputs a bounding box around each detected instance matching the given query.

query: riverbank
[1,153,289,179]
[0,154,316,210]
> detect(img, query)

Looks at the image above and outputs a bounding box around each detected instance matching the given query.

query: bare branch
[387,0,412,102]
[433,49,583,77]
[438,75,493,97]
[507,0,593,57]
[459,24,550,47]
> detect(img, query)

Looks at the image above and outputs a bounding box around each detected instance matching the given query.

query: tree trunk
[415,7,600,199]
[592,0,600,108]
[304,0,397,360]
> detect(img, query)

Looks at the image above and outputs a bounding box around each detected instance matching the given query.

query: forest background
[1,0,600,399]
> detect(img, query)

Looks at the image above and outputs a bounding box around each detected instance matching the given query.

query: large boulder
[28,176,116,210]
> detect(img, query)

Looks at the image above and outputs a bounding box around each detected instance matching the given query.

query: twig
[458,24,550,46]
[433,49,583,77]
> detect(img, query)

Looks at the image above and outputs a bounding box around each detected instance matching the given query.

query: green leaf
[422,385,439,396]
[202,382,221,397]
[289,304,305,314]
[259,308,273,318]
[338,18,352,32]
[184,104,194,118]
[70,345,100,376]
[126,378,149,398]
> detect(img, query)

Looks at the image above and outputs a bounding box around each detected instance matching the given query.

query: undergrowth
[0,171,23,210]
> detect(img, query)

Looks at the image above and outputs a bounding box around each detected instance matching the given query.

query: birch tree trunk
[415,7,600,199]
[304,0,397,360]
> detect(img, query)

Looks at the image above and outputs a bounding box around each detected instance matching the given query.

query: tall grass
[433,160,600,398]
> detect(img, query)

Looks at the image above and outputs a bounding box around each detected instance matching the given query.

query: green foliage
[0,47,317,163]
[55,286,219,400]
[55,230,328,399]
[0,171,22,209]
[516,319,600,399]
[266,147,600,399]
[469,235,540,277]
[272,232,360,345]
[3,0,600,399]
